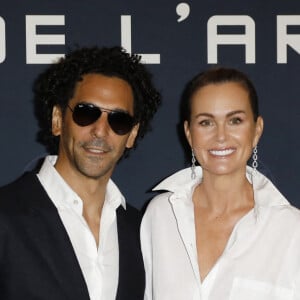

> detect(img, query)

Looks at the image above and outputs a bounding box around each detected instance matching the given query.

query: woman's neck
[194,172,254,214]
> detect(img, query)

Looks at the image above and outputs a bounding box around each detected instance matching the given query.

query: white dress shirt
[141,166,300,300]
[37,155,126,300]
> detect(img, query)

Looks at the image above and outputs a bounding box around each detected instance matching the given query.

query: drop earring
[191,149,196,179]
[252,146,258,174]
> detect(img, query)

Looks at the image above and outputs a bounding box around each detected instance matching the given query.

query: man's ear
[126,123,140,148]
[52,106,62,136]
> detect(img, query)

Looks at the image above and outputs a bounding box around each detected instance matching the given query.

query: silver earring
[191,149,196,179]
[252,146,258,174]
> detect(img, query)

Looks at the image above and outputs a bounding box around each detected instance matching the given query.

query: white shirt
[141,166,300,300]
[37,155,126,300]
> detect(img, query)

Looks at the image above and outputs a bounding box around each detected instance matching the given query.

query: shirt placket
[171,196,202,299]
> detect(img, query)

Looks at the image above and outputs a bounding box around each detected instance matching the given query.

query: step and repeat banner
[0,0,300,208]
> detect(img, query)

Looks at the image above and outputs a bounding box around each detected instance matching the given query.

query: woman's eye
[199,119,213,126]
[229,117,242,125]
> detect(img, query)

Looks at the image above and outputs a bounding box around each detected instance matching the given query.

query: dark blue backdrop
[0,0,300,209]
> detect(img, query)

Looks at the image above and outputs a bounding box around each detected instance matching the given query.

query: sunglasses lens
[70,104,134,135]
[108,112,134,135]
[72,104,101,126]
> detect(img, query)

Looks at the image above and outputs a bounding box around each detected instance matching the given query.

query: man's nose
[91,112,110,138]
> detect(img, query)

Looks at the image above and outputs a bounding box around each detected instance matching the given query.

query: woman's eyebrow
[194,112,214,118]
[226,110,246,117]
[194,110,246,119]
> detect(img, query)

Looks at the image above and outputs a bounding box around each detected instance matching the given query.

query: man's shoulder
[0,172,40,208]
[0,171,37,192]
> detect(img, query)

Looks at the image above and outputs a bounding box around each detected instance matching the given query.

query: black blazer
[0,172,145,300]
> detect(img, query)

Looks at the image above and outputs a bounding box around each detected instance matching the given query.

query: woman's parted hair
[181,67,259,124]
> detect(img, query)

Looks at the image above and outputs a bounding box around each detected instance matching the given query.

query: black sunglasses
[67,103,135,135]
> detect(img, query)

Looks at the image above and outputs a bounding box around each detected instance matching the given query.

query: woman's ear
[184,120,192,148]
[52,106,62,136]
[253,116,264,147]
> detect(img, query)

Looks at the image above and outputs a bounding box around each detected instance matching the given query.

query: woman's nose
[216,124,226,142]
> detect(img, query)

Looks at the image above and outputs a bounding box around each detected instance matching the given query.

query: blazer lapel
[116,205,145,300]
[20,173,90,300]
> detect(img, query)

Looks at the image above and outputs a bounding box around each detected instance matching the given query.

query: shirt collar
[37,155,126,212]
[153,166,290,208]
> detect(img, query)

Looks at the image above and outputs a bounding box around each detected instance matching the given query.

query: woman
[141,67,300,300]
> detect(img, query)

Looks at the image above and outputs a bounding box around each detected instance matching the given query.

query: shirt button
[73,199,79,205]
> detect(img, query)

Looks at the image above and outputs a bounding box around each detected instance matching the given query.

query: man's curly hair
[33,46,161,155]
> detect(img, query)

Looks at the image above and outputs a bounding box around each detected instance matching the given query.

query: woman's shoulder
[274,204,300,220]
[145,191,173,211]
[267,204,300,233]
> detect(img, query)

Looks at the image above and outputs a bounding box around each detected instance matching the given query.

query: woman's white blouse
[141,167,300,300]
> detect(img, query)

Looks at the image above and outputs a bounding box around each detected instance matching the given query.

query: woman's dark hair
[181,67,259,123]
[33,46,161,154]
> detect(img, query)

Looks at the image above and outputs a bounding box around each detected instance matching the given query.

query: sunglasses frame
[67,103,136,135]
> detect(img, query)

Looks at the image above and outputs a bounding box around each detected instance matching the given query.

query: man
[0,46,161,299]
